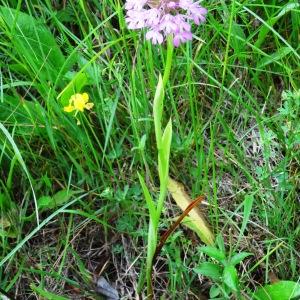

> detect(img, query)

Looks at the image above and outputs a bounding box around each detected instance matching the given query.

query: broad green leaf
[146,218,157,270]
[257,47,292,69]
[58,72,89,105]
[253,281,300,300]
[53,190,77,207]
[194,263,222,280]
[37,196,53,209]
[230,252,252,266]
[0,6,66,83]
[199,246,226,262]
[210,284,221,298]
[38,190,78,210]
[138,174,158,272]
[230,22,246,54]
[168,178,214,245]
[137,172,158,281]
[223,265,239,292]
[254,3,300,49]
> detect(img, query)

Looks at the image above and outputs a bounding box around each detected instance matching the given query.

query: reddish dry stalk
[150,195,205,292]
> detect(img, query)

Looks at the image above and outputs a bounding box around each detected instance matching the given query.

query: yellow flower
[63,93,94,113]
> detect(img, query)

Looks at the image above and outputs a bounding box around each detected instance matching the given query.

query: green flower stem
[146,37,174,299]
[156,36,173,219]
[162,36,174,88]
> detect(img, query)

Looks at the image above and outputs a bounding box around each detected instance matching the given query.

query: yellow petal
[77,106,85,112]
[64,105,75,112]
[85,102,94,110]
[73,99,85,112]
[82,93,89,102]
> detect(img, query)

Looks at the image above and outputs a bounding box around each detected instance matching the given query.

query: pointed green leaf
[37,196,53,209]
[257,47,292,69]
[153,74,164,148]
[200,246,226,262]
[53,190,77,207]
[216,235,225,253]
[223,265,239,292]
[237,195,254,246]
[194,263,222,280]
[138,172,157,221]
[38,190,78,210]
[159,119,172,183]
[210,284,221,299]
[230,252,252,266]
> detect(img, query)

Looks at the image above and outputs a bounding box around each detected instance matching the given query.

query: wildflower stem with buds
[138,39,174,298]
[128,1,208,297]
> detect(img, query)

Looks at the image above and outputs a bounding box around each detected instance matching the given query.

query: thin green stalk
[145,38,174,298]
[162,37,174,88]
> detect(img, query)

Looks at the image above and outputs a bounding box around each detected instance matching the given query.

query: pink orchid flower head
[125,0,207,47]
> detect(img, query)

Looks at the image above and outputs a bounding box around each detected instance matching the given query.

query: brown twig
[151,195,205,288]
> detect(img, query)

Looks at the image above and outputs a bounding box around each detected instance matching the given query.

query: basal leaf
[168,178,214,245]
[0,6,66,83]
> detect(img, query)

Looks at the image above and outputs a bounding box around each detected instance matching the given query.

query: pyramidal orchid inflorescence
[125,0,207,47]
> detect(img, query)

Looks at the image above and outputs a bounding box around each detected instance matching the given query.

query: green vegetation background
[0,0,299,298]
